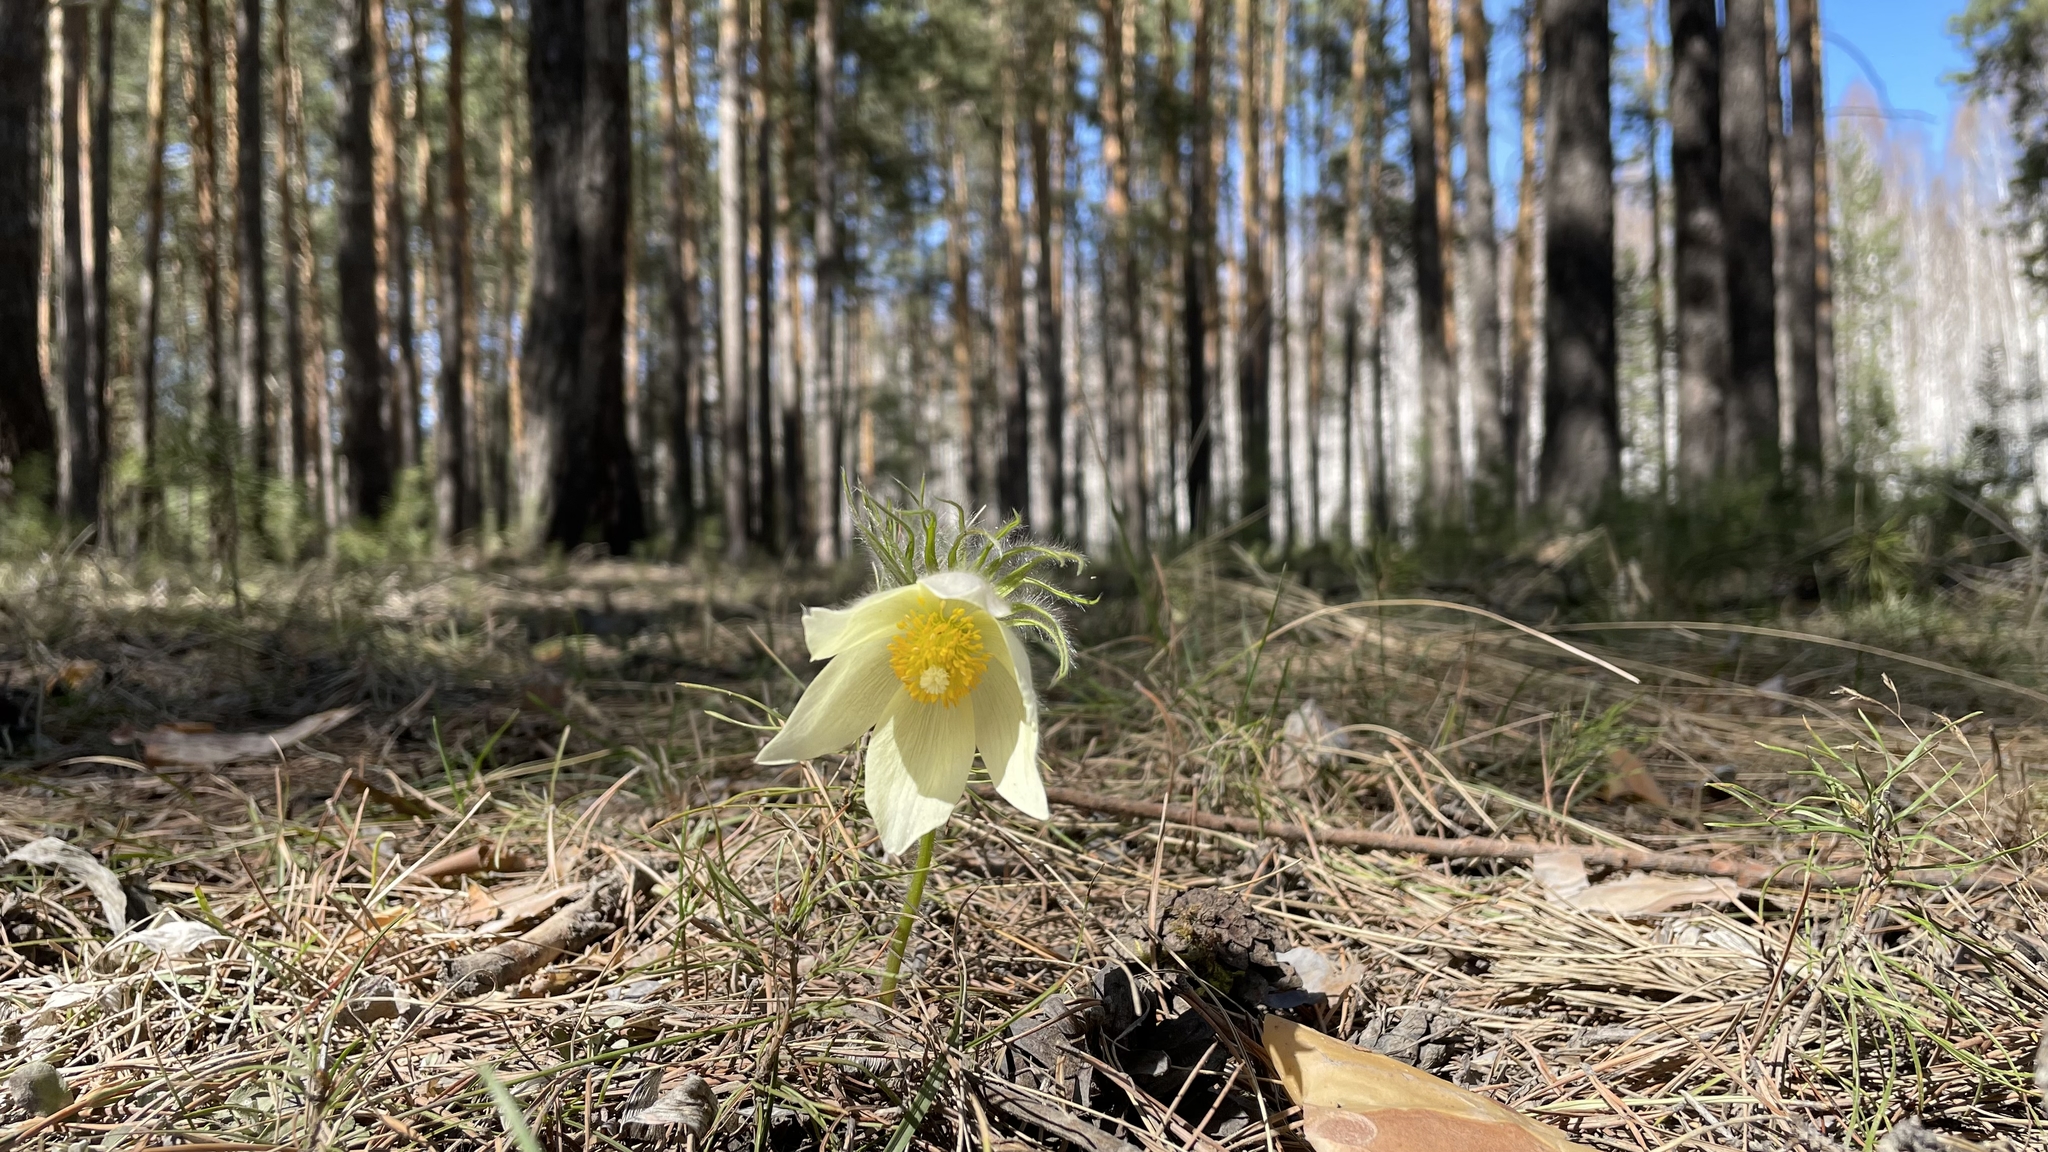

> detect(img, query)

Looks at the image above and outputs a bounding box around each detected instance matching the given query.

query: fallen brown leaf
[118,706,362,767]
[1264,1015,1594,1152]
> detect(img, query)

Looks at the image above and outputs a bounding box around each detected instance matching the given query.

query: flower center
[888,605,989,707]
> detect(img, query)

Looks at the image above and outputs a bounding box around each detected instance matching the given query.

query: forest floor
[1,543,2046,1150]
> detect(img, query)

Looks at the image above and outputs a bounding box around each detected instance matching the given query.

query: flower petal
[865,692,978,854]
[920,570,1012,619]
[985,630,1048,820]
[802,584,925,661]
[756,643,898,764]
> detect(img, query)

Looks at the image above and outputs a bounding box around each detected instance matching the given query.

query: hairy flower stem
[878,829,937,1006]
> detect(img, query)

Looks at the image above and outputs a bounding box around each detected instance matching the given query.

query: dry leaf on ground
[1530,850,1743,916]
[1264,1015,1595,1152]
[1600,748,1670,807]
[114,705,361,766]
[6,837,128,933]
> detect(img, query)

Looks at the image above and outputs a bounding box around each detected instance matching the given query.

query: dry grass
[0,546,2046,1150]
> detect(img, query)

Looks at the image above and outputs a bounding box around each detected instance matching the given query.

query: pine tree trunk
[0,3,54,493]
[1305,47,1326,540]
[810,0,838,557]
[1406,0,1456,525]
[519,0,646,551]
[1185,0,1215,533]
[235,0,265,494]
[1235,0,1270,539]
[770,8,805,554]
[91,0,112,537]
[1340,0,1365,540]
[1808,6,1835,469]
[1099,0,1144,547]
[1032,27,1070,539]
[1538,0,1619,522]
[438,0,476,539]
[58,3,98,525]
[338,0,392,520]
[406,7,431,478]
[1641,0,1668,497]
[1429,0,1456,365]
[995,1,1029,522]
[495,0,522,532]
[657,0,700,553]
[1784,0,1820,483]
[137,0,170,532]
[1671,0,1729,487]
[275,0,302,494]
[281,7,334,528]
[1267,0,1290,547]
[1365,4,1389,539]
[184,0,233,549]
[751,0,776,546]
[946,114,979,510]
[1462,0,1505,507]
[1720,0,1777,474]
[1507,0,1539,511]
[716,0,748,559]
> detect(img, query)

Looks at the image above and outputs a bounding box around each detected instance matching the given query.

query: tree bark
[657,0,700,553]
[1305,46,1326,540]
[769,8,804,554]
[1640,0,1668,496]
[282,3,334,529]
[495,0,522,533]
[137,0,171,533]
[1507,0,1539,511]
[1099,0,1144,547]
[1670,0,1729,488]
[1406,0,1457,525]
[1267,0,1290,546]
[439,0,476,540]
[751,0,776,546]
[1033,27,1070,539]
[91,0,112,536]
[185,0,233,550]
[338,0,392,520]
[375,0,421,473]
[275,0,302,494]
[1720,0,1778,475]
[716,0,748,559]
[945,113,978,511]
[1461,0,1505,509]
[236,0,266,491]
[1538,0,1618,523]
[811,0,839,556]
[0,2,54,496]
[1236,0,1270,539]
[1340,0,1367,539]
[1785,0,1819,483]
[995,2,1029,523]
[1185,0,1216,535]
[1807,4,1835,470]
[58,2,98,525]
[1365,8,1388,539]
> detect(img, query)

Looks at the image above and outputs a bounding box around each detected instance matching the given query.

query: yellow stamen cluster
[888,604,990,707]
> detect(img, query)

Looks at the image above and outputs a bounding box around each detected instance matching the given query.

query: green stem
[878,829,937,1007]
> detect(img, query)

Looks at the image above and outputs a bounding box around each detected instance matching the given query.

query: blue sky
[1824,0,1973,156]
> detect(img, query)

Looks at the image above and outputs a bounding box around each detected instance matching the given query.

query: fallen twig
[442,872,629,996]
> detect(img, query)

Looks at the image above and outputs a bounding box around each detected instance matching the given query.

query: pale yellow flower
[757,570,1047,854]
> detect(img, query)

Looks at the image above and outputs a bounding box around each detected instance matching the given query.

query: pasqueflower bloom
[755,489,1088,855]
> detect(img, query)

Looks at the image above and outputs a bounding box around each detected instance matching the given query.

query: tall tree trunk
[1267,0,1290,546]
[1640,0,1667,497]
[58,3,98,525]
[1406,0,1456,524]
[1808,6,1835,470]
[137,0,171,533]
[1671,0,1729,487]
[1429,0,1455,364]
[810,0,838,556]
[1539,0,1618,522]
[0,2,54,495]
[1099,0,1144,546]
[495,0,522,532]
[1720,0,1777,474]
[1784,0,1820,483]
[1185,0,1215,533]
[519,0,645,550]
[751,0,776,546]
[1461,0,1504,508]
[1033,26,1070,538]
[1236,0,1270,539]
[716,0,748,559]
[236,0,266,499]
[945,113,978,510]
[373,0,420,473]
[282,3,333,529]
[1507,0,1538,511]
[276,0,302,494]
[1340,0,1366,540]
[1305,41,1326,540]
[1365,5,1389,539]
[769,7,804,553]
[91,0,112,536]
[995,2,1029,522]
[338,0,392,520]
[657,0,700,553]
[186,0,233,550]
[439,0,476,539]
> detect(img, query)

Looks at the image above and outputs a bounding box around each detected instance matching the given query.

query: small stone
[7,1061,71,1116]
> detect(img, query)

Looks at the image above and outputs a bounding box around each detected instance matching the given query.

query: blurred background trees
[2,0,2046,604]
